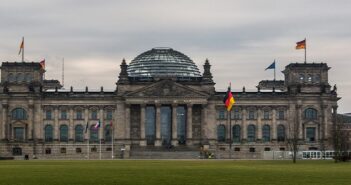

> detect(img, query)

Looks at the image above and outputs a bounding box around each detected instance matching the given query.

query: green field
[0,160,350,185]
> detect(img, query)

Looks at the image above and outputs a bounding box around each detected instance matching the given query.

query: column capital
[171,103,178,108]
[187,103,193,108]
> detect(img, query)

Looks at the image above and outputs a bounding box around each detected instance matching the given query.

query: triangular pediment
[125,80,209,98]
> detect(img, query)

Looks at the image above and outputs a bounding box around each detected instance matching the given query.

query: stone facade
[0,49,340,159]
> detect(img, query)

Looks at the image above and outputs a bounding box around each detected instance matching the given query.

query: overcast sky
[0,0,350,113]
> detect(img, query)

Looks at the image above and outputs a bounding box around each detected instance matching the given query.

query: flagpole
[229,83,232,159]
[22,37,24,62]
[87,133,90,160]
[304,38,307,63]
[274,61,276,81]
[99,120,102,160]
[111,123,114,159]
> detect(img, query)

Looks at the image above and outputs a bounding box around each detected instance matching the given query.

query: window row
[7,73,33,83]
[44,147,113,155]
[217,124,286,142]
[298,74,321,83]
[217,109,286,120]
[217,108,319,120]
[44,109,113,120]
[44,124,113,142]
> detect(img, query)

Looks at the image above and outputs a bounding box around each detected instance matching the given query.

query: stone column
[201,104,208,144]
[140,104,146,146]
[155,104,161,146]
[242,107,247,142]
[54,107,59,141]
[296,104,303,140]
[1,101,8,140]
[69,107,74,141]
[27,103,34,140]
[186,104,193,146]
[125,104,131,140]
[171,103,178,146]
[99,108,104,141]
[257,107,262,141]
[322,105,329,139]
[272,107,277,140]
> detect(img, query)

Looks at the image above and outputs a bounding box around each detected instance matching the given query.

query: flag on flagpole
[94,120,101,129]
[40,59,45,69]
[18,37,24,55]
[296,39,306,49]
[223,84,235,111]
[85,122,89,133]
[265,61,275,70]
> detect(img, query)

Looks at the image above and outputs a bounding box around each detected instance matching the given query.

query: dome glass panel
[127,48,201,77]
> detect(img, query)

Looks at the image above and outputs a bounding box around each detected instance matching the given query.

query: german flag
[296,39,306,49]
[223,85,235,111]
[39,59,45,69]
[18,37,24,55]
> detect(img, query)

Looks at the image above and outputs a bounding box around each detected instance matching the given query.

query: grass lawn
[0,160,350,185]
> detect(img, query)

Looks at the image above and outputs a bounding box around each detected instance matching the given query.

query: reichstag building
[0,48,339,159]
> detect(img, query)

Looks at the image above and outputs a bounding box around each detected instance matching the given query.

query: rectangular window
[76,148,82,153]
[45,148,51,154]
[280,147,285,151]
[248,111,255,120]
[61,110,67,119]
[91,110,98,120]
[106,110,113,120]
[91,147,97,152]
[306,127,316,142]
[46,110,52,120]
[234,147,240,152]
[218,110,226,119]
[76,110,83,120]
[60,148,66,154]
[264,147,271,151]
[263,111,270,120]
[233,109,241,120]
[14,127,24,141]
[278,110,285,120]
[249,148,255,152]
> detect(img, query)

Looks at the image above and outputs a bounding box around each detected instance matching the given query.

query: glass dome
[127,48,202,77]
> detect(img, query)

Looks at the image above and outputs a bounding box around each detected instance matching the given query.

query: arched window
[233,125,241,142]
[60,125,68,142]
[104,124,112,142]
[12,108,27,120]
[45,125,53,142]
[304,108,317,120]
[217,125,226,142]
[277,125,285,142]
[247,124,256,142]
[8,73,15,82]
[262,125,270,142]
[75,125,84,142]
[90,125,98,142]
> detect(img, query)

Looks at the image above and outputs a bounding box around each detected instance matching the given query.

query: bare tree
[286,106,300,163]
[331,112,351,162]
